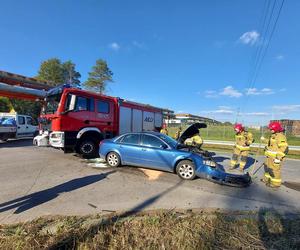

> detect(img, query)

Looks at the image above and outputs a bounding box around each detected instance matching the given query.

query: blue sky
[0,0,299,125]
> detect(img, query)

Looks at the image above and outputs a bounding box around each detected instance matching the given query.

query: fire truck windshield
[44,94,61,114]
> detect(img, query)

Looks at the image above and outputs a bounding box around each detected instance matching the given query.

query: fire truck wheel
[106,152,121,167]
[78,139,99,158]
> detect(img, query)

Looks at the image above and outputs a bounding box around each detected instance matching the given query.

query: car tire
[78,139,99,159]
[106,152,121,167]
[176,160,196,180]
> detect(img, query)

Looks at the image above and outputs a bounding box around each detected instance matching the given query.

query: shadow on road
[50,180,184,249]
[0,171,115,214]
[114,180,183,219]
[282,181,300,192]
[0,138,33,148]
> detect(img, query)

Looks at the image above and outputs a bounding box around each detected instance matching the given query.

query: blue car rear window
[122,134,140,145]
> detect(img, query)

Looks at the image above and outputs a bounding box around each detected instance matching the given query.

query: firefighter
[174,126,182,140]
[184,130,203,150]
[260,121,288,188]
[160,123,168,136]
[230,124,254,171]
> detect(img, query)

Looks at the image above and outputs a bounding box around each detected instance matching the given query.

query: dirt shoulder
[1,209,299,249]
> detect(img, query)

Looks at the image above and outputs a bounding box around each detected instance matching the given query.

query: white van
[0,113,38,141]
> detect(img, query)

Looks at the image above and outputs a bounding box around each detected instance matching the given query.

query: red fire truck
[36,85,171,157]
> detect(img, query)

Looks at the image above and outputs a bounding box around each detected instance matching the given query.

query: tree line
[0,58,113,118]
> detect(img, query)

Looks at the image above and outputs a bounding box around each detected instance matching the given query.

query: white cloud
[108,42,120,51]
[218,106,232,110]
[203,106,235,115]
[275,54,284,60]
[239,31,260,45]
[214,109,234,114]
[204,90,218,98]
[220,86,243,98]
[272,105,300,113]
[244,112,269,116]
[245,87,274,96]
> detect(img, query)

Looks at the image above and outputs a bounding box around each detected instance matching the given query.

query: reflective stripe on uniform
[270,177,282,183]
[265,150,277,157]
[278,142,288,147]
[236,145,250,151]
[277,151,286,157]
[264,172,271,178]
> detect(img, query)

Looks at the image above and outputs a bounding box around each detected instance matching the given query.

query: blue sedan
[99,132,251,186]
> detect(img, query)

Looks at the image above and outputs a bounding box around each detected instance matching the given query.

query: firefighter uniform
[184,133,203,149]
[230,131,254,170]
[174,127,182,140]
[160,128,168,136]
[262,132,288,187]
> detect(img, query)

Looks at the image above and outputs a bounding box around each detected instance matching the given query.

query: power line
[238,0,285,122]
[237,0,274,119]
[250,0,285,87]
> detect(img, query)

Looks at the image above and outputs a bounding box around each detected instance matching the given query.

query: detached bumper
[195,165,251,187]
[49,131,65,148]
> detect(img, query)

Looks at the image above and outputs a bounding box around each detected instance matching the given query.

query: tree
[0,97,13,112]
[62,60,81,85]
[84,59,113,93]
[36,58,65,86]
[36,58,81,86]
[9,99,42,120]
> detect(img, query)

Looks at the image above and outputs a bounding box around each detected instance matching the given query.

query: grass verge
[203,144,300,160]
[1,209,300,249]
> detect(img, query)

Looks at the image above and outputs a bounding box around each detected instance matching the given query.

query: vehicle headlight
[203,160,217,167]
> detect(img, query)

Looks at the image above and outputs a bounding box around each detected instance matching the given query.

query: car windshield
[44,94,62,114]
[156,134,178,148]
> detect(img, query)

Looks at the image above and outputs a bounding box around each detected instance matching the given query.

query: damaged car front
[177,123,251,187]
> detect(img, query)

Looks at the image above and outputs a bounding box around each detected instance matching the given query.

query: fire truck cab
[37,85,166,158]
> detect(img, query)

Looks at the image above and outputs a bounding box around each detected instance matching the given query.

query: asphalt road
[0,139,300,224]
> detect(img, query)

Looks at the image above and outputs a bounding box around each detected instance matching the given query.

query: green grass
[202,144,300,160]
[1,210,299,249]
[168,125,300,146]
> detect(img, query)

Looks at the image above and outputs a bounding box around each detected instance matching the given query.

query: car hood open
[177,122,207,144]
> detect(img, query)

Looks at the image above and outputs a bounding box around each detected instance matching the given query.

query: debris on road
[85,158,110,169]
[139,168,163,180]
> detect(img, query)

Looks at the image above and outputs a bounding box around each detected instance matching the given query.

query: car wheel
[78,139,99,158]
[106,152,121,167]
[176,160,196,180]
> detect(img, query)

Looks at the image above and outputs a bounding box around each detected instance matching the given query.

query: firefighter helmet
[268,121,283,133]
[234,123,244,133]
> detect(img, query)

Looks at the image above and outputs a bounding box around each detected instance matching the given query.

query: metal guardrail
[204,140,300,151]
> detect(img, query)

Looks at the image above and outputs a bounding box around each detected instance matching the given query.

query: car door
[16,115,27,138]
[139,134,175,171]
[63,94,96,131]
[118,134,141,165]
[25,116,38,137]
